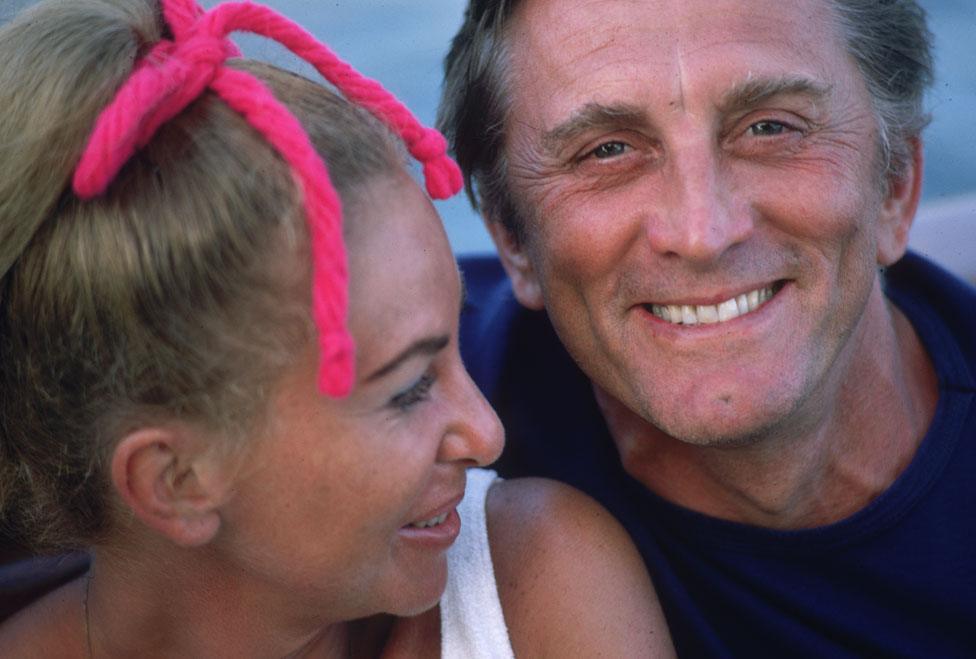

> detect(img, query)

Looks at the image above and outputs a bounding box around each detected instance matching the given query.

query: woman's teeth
[648,284,778,325]
[410,512,449,529]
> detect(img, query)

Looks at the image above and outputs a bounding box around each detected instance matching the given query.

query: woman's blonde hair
[0,0,402,552]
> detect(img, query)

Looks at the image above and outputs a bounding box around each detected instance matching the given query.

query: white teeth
[649,284,778,326]
[697,304,719,324]
[717,299,739,322]
[410,512,448,529]
[748,289,760,309]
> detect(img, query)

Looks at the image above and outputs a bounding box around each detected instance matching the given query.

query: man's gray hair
[437,0,934,239]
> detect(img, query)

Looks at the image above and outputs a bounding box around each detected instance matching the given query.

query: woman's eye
[589,141,629,159]
[389,373,436,412]
[748,120,789,137]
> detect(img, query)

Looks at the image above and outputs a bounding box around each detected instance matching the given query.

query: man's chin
[645,396,804,450]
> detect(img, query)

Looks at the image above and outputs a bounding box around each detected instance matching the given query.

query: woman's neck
[85,546,352,658]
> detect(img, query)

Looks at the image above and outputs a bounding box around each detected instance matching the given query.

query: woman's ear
[111,427,232,547]
[876,137,924,267]
[485,218,545,311]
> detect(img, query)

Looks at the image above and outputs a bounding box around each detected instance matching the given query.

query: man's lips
[642,280,787,326]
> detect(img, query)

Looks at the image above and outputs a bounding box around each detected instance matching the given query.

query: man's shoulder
[456,254,521,396]
[457,253,574,401]
[458,253,509,301]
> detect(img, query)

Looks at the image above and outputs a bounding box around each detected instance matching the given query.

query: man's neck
[600,290,939,529]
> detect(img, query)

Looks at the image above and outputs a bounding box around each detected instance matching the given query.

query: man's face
[498,0,917,445]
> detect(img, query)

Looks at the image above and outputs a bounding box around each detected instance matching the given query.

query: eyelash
[589,141,630,159]
[577,116,803,169]
[390,373,436,412]
[747,119,791,137]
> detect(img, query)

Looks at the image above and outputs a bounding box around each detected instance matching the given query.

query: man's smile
[643,281,786,325]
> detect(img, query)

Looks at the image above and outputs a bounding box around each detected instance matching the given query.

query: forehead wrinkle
[655,0,835,116]
[664,0,687,114]
[673,47,687,114]
[511,1,622,80]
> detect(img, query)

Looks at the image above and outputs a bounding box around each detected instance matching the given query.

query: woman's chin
[386,559,449,617]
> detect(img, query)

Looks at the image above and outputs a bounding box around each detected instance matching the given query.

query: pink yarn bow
[73,0,463,397]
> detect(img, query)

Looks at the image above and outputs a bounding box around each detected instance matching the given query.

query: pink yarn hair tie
[72,0,463,397]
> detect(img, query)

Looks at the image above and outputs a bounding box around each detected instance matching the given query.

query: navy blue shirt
[459,251,976,657]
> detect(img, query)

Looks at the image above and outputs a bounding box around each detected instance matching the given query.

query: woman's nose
[438,366,505,467]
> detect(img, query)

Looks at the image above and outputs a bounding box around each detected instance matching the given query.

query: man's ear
[111,427,232,547]
[485,217,545,310]
[876,137,924,267]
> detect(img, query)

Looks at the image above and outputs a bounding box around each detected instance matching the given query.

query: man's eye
[748,120,788,137]
[390,373,436,412]
[590,141,629,159]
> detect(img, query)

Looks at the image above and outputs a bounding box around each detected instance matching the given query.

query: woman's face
[218,173,504,619]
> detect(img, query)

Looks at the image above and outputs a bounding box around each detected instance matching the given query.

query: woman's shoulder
[485,477,638,582]
[486,477,675,657]
[0,576,84,658]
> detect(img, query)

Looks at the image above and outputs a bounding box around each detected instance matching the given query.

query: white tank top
[440,468,515,659]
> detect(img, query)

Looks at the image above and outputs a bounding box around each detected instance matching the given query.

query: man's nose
[644,139,754,262]
[437,367,505,467]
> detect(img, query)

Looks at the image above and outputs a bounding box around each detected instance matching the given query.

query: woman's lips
[397,508,461,550]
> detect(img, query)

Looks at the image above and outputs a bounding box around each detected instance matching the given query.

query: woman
[0,0,673,655]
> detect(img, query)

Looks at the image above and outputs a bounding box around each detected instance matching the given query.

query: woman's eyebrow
[363,268,464,383]
[364,335,450,383]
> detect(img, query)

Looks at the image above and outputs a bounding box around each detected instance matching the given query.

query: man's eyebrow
[541,102,647,154]
[540,79,829,153]
[364,335,450,383]
[718,75,832,113]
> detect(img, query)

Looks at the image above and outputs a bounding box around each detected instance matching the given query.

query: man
[439,0,976,655]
